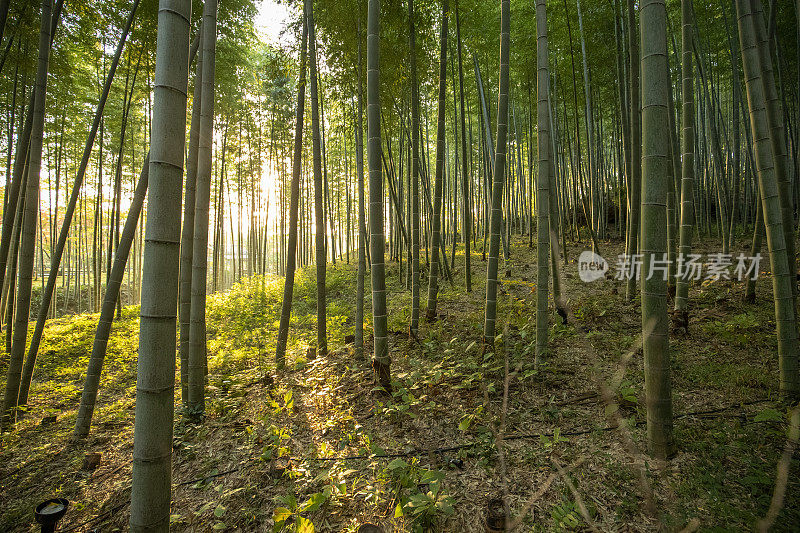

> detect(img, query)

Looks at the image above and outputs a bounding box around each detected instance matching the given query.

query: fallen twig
[552,457,599,532]
[757,404,800,532]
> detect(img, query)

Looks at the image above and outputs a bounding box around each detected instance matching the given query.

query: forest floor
[1,235,799,532]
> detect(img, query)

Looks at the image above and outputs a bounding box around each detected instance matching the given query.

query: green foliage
[269,390,295,415]
[271,491,319,533]
[539,428,569,449]
[550,499,582,531]
[374,385,422,420]
[0,307,139,417]
[259,423,291,462]
[702,311,766,347]
[385,458,454,532]
[753,408,783,423]
[205,269,357,373]
[457,404,484,431]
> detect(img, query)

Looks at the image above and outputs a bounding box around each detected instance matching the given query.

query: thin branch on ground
[757,404,800,532]
[552,456,599,532]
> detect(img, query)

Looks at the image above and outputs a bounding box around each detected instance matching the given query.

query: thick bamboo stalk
[425,0,448,321]
[482,0,510,347]
[640,0,675,459]
[535,0,552,362]
[129,0,191,527]
[1,0,53,430]
[367,0,390,388]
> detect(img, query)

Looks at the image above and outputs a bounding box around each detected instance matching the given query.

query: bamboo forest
[1,0,800,530]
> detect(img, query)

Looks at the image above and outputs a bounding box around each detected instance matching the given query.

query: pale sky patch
[255,0,293,45]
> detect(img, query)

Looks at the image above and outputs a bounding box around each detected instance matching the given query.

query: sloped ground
[1,236,798,532]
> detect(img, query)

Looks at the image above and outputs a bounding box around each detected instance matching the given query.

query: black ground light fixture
[34,498,68,532]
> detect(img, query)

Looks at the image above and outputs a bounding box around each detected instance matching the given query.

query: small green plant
[604,379,639,417]
[458,404,485,432]
[272,492,321,532]
[617,379,637,405]
[400,481,454,532]
[386,458,455,532]
[550,500,581,530]
[539,428,569,449]
[192,484,248,530]
[260,424,291,462]
[375,386,423,420]
[753,407,783,423]
[269,390,295,414]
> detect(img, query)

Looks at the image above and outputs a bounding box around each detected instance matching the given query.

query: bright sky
[255,0,293,45]
[250,2,293,237]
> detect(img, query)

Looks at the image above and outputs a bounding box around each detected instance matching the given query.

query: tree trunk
[674,0,695,321]
[367,0,390,389]
[425,0,448,321]
[3,166,25,354]
[129,0,191,528]
[275,10,308,368]
[409,0,421,336]
[614,0,630,235]
[535,0,551,362]
[2,0,53,429]
[482,0,510,347]
[744,188,764,303]
[640,0,675,459]
[455,0,471,292]
[187,0,217,415]
[318,69,336,266]
[736,0,799,398]
[750,0,796,302]
[74,153,149,439]
[308,0,327,357]
[666,64,680,296]
[355,14,366,358]
[179,29,204,404]
[625,0,641,301]
[577,0,597,245]
[0,87,34,317]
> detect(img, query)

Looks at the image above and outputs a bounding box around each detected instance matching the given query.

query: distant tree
[275,7,308,369]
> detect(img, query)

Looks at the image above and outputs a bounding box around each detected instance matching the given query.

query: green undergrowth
[1,237,798,531]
